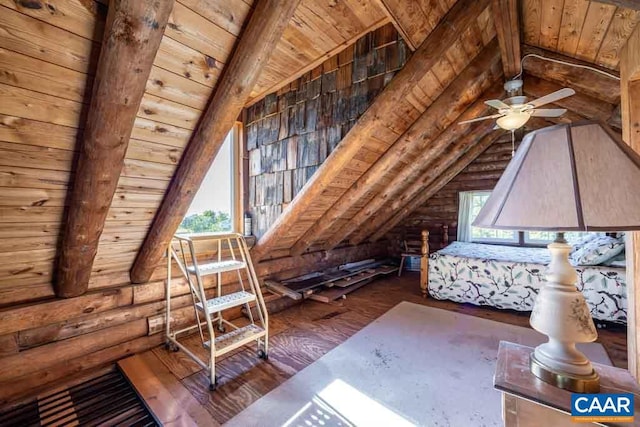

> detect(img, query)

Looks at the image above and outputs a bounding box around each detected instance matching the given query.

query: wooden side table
[494,341,640,427]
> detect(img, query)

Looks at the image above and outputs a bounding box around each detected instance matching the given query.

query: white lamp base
[529,238,600,393]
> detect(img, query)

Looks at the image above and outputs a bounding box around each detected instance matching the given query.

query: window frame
[467,191,519,245]
[178,122,244,236]
[464,191,596,247]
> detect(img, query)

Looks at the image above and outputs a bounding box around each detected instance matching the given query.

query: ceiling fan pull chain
[511,130,515,158]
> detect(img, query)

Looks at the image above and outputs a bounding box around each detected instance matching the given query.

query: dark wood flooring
[119,273,628,426]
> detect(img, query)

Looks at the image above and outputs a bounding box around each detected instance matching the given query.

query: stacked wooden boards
[266,259,399,303]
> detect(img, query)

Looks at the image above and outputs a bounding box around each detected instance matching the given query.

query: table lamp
[473,121,640,393]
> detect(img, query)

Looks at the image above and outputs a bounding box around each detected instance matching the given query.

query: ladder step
[187,260,246,276]
[204,324,266,357]
[195,291,256,313]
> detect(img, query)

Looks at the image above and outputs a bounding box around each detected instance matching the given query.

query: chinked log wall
[244,23,409,238]
[390,137,517,253]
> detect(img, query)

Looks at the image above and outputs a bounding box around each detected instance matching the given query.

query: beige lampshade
[473,121,640,231]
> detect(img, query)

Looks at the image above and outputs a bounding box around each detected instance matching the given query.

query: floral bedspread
[428,242,627,324]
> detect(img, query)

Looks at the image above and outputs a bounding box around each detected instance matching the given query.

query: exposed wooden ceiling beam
[250,0,491,262]
[523,74,619,127]
[593,0,640,10]
[522,45,620,105]
[364,131,502,244]
[290,43,502,256]
[621,25,640,144]
[620,19,640,378]
[130,0,302,284]
[492,0,521,78]
[321,47,504,252]
[55,0,174,298]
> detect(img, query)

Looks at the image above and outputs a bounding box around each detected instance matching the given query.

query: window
[468,192,518,243]
[524,231,593,245]
[462,191,594,246]
[524,231,557,244]
[177,124,243,234]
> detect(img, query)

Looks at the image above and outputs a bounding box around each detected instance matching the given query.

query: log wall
[390,138,516,252]
[244,23,409,238]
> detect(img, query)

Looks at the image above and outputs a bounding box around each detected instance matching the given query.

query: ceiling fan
[459,79,576,131]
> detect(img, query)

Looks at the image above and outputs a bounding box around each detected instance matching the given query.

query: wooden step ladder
[165,233,269,391]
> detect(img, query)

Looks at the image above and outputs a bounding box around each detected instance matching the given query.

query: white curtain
[457,191,473,242]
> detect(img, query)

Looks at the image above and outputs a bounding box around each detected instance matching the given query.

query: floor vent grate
[0,369,159,426]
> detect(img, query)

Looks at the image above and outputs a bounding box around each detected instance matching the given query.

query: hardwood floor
[120,273,628,425]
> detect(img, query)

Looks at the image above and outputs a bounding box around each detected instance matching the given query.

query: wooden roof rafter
[521,45,620,104]
[250,0,494,262]
[130,0,302,284]
[492,0,521,78]
[522,74,620,127]
[351,73,624,245]
[320,45,505,252]
[290,39,504,256]
[56,0,174,298]
[363,130,505,244]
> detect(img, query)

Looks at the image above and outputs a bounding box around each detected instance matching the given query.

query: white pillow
[570,235,625,266]
[568,233,598,255]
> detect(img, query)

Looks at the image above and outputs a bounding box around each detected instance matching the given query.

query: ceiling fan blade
[530,108,568,117]
[485,99,510,110]
[527,88,576,108]
[458,114,504,125]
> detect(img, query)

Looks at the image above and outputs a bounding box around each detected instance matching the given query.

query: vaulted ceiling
[0,0,638,304]
[251,0,639,259]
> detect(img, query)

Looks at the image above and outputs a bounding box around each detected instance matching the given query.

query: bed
[426,241,627,324]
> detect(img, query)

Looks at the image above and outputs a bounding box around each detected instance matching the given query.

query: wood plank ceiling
[522,0,640,71]
[0,0,638,302]
[252,0,640,258]
[0,0,389,303]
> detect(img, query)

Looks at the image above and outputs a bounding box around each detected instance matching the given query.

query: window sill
[174,232,256,248]
[470,240,548,248]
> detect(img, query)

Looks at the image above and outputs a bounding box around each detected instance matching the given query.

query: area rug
[226,302,611,427]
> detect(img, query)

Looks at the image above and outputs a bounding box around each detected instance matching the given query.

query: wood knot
[111,13,137,45]
[17,0,42,9]
[12,266,34,275]
[83,307,95,313]
[204,56,218,69]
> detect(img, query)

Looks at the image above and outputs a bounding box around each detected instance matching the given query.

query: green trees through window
[469,192,518,243]
[178,128,236,235]
[177,210,231,234]
[465,191,592,245]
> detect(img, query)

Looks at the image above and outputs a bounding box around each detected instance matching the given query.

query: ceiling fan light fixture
[496,111,531,131]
